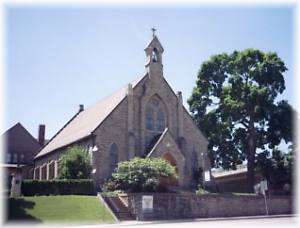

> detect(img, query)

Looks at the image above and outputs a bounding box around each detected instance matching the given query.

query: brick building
[2,123,46,192]
[34,33,211,189]
[211,165,264,193]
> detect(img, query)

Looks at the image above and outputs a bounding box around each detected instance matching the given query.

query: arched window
[145,96,167,132]
[152,48,158,62]
[48,161,55,180]
[191,149,198,171]
[109,143,119,174]
[157,109,165,132]
[146,107,154,130]
[151,98,159,107]
[20,154,25,163]
[145,96,167,149]
[13,153,18,163]
[178,137,187,156]
[6,153,11,163]
[34,167,40,180]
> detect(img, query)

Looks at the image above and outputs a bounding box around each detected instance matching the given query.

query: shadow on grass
[5,197,42,224]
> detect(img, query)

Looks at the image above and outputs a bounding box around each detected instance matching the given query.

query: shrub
[104,157,177,193]
[58,146,92,179]
[101,190,125,197]
[195,185,210,195]
[21,179,95,196]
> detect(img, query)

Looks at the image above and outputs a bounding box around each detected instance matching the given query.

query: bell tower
[144,28,164,78]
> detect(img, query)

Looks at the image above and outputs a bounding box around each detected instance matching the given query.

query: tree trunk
[247,119,256,193]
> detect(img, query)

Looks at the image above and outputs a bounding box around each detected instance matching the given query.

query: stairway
[103,196,135,221]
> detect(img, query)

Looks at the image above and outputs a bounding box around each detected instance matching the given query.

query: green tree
[188,49,294,192]
[257,145,294,194]
[104,157,177,193]
[58,146,92,179]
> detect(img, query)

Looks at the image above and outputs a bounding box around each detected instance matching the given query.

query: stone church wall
[131,74,210,187]
[182,109,210,173]
[132,76,180,157]
[92,98,129,186]
[126,193,293,220]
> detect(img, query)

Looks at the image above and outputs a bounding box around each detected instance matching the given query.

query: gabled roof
[144,133,163,156]
[145,35,164,52]
[146,128,169,157]
[35,74,147,159]
[2,122,41,156]
[146,128,185,162]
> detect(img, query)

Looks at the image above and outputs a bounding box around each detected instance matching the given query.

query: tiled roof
[35,74,147,159]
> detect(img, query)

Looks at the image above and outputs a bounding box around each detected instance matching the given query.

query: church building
[34,31,211,188]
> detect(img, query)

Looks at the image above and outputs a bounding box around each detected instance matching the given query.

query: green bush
[58,146,92,179]
[101,190,125,197]
[195,185,210,195]
[104,157,177,193]
[21,179,95,196]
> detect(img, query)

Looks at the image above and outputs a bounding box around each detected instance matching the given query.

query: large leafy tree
[188,49,293,192]
[58,146,92,179]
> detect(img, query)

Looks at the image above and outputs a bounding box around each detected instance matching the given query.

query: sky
[4,4,295,140]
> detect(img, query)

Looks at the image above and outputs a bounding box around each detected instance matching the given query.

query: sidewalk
[76,214,297,228]
[119,214,296,226]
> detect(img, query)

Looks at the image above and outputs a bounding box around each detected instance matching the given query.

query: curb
[74,214,296,228]
[118,214,296,226]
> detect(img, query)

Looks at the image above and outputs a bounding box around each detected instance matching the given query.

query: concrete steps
[103,196,135,221]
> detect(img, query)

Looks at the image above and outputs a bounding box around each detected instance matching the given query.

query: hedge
[21,179,95,196]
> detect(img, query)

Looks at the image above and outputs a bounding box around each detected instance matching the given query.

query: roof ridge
[1,122,21,135]
[34,109,82,159]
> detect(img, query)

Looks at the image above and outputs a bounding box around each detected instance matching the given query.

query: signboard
[260,180,268,195]
[142,195,153,212]
[204,171,211,182]
[254,180,268,195]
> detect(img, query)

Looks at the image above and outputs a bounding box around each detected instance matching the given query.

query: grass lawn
[6,195,116,224]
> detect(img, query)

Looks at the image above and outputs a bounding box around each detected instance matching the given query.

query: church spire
[145,28,164,78]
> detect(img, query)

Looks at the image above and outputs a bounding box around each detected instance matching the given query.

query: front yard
[6,195,115,224]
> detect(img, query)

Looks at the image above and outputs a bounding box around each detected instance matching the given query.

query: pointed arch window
[145,96,167,132]
[191,148,198,171]
[109,143,119,174]
[157,109,165,132]
[152,48,158,62]
[179,137,187,156]
[146,107,154,130]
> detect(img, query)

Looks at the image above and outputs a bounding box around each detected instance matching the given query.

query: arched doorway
[162,152,179,186]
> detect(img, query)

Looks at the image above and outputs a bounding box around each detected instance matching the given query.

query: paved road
[78,215,298,228]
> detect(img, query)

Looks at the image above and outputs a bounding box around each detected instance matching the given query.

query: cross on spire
[151,27,157,37]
